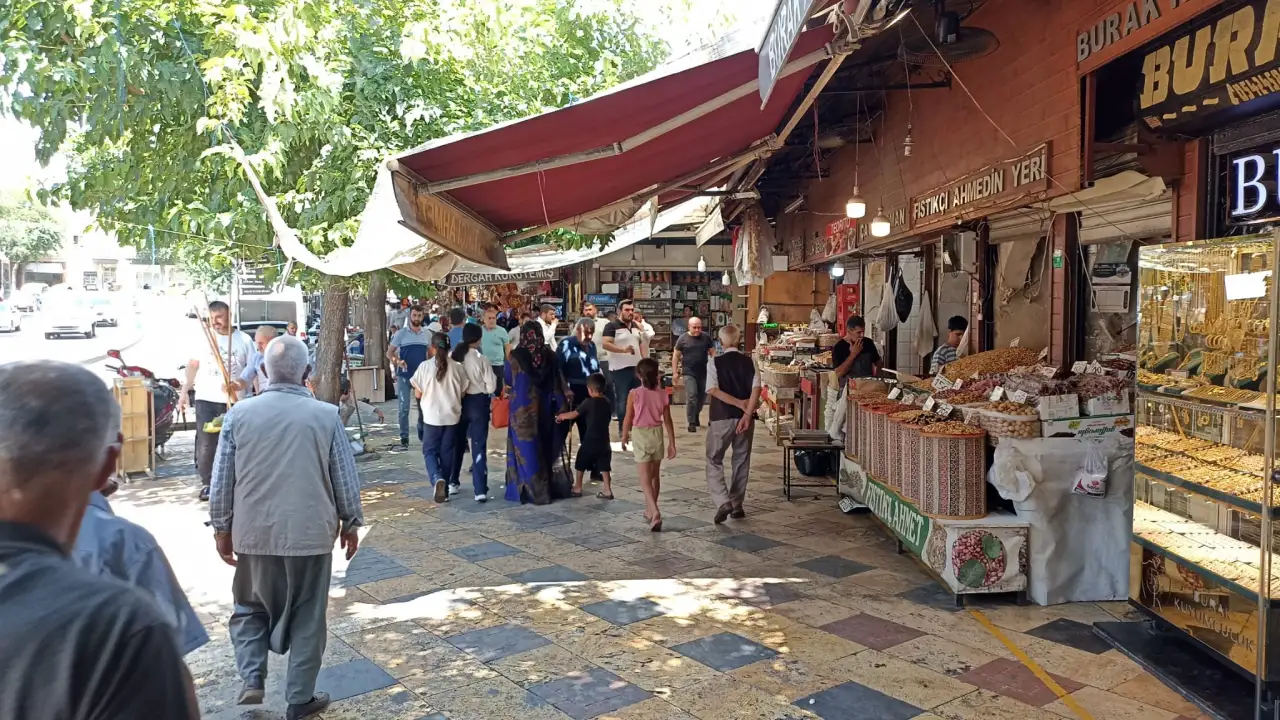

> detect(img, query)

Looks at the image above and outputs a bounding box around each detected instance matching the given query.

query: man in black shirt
[832,315,881,390]
[0,361,199,720]
[673,316,715,432]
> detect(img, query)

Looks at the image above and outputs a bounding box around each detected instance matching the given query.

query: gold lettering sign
[390,171,509,271]
[1076,0,1218,74]
[909,144,1050,230]
[1138,0,1280,130]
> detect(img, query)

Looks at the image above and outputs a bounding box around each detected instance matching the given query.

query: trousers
[422,422,457,484]
[610,366,639,431]
[683,373,706,428]
[195,400,227,487]
[229,553,332,705]
[706,417,754,510]
[395,375,413,443]
[449,394,491,495]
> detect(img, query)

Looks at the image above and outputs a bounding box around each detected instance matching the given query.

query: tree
[364,270,387,370]
[0,193,63,288]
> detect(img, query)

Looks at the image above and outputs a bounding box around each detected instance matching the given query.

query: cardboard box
[1041,414,1135,439]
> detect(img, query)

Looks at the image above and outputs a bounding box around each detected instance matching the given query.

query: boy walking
[556,373,614,500]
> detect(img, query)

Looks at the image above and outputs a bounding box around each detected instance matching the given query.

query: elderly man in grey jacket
[210,335,364,720]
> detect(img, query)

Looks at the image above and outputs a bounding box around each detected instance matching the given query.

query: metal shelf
[1137,390,1272,419]
[1136,462,1278,518]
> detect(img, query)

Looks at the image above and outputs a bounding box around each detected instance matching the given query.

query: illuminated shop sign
[1228,146,1280,224]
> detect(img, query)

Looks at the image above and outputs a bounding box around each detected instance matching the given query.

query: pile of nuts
[922,421,985,436]
[981,401,1038,416]
[891,410,938,426]
[974,402,1040,438]
[939,347,1042,381]
[934,389,987,404]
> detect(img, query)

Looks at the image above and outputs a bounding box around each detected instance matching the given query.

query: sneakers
[433,480,448,503]
[286,692,331,720]
[475,493,488,503]
[448,484,460,497]
[390,440,409,453]
[713,502,732,525]
[198,486,210,502]
[237,682,264,705]
[730,508,746,519]
[688,424,697,433]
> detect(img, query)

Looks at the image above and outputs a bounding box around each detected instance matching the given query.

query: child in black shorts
[556,373,614,499]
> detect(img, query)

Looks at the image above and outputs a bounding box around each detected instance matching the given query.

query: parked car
[0,299,21,332]
[11,283,47,312]
[86,292,119,326]
[43,287,96,339]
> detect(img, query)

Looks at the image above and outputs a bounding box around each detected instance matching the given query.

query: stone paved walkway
[114,404,1208,720]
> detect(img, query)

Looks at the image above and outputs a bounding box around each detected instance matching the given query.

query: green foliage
[0,0,670,283]
[0,192,63,263]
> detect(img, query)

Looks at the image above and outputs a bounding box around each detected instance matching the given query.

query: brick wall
[777,0,1125,247]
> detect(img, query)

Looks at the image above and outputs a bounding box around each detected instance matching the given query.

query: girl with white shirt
[411,332,467,504]
[447,324,498,502]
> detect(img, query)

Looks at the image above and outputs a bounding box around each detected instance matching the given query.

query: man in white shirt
[633,310,656,343]
[601,299,647,432]
[179,300,255,501]
[538,304,559,347]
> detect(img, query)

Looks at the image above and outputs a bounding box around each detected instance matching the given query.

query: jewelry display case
[1134,236,1280,686]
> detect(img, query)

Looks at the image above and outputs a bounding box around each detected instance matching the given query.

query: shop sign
[1226,144,1280,225]
[758,0,821,106]
[1138,0,1280,131]
[824,217,857,256]
[861,473,931,556]
[857,206,908,244]
[787,232,806,267]
[805,230,827,261]
[1075,0,1218,74]
[237,265,272,296]
[391,170,509,271]
[444,268,558,286]
[910,144,1050,229]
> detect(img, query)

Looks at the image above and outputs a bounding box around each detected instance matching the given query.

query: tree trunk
[314,277,349,405]
[364,271,387,370]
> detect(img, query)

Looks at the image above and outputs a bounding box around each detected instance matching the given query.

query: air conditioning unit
[942,230,978,274]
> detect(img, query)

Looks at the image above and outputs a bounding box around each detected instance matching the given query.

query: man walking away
[930,315,967,375]
[447,307,467,347]
[602,299,646,432]
[388,304,430,452]
[673,316,715,432]
[74,487,210,656]
[210,336,364,719]
[0,361,199,719]
[705,325,761,524]
[180,300,255,501]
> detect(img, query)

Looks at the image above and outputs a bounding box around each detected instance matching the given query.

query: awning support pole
[407,47,833,196]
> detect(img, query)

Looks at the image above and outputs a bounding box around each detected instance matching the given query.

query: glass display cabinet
[1134,235,1280,699]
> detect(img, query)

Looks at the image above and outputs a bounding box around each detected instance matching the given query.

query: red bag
[491,397,509,428]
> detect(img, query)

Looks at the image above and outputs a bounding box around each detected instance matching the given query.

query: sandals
[596,491,614,500]
[649,517,663,532]
[570,490,584,498]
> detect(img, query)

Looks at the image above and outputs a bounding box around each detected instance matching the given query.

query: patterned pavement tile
[955,657,1084,707]
[450,541,525,562]
[884,634,998,678]
[740,580,810,609]
[314,658,398,701]
[581,598,667,626]
[487,644,599,688]
[1024,617,1114,655]
[896,583,963,612]
[528,666,652,720]
[564,530,636,551]
[336,548,415,587]
[514,512,578,530]
[590,499,647,515]
[795,680,925,720]
[429,676,571,720]
[508,564,592,584]
[716,532,786,554]
[447,623,552,662]
[794,555,874,579]
[315,685,438,720]
[656,514,711,532]
[627,552,713,577]
[670,631,778,672]
[820,614,925,651]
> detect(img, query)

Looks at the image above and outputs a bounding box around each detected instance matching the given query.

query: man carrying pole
[179,300,254,501]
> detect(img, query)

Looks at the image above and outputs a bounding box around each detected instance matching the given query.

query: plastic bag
[1073,442,1108,497]
[757,306,771,324]
[825,386,847,442]
[821,294,838,323]
[893,270,914,322]
[988,452,1037,501]
[809,309,827,331]
[876,278,899,332]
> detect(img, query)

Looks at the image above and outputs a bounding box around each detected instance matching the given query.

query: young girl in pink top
[621,358,675,531]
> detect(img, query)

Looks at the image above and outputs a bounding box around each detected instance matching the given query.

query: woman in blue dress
[505,321,566,504]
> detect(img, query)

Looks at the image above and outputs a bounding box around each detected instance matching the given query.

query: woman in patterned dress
[505,321,566,504]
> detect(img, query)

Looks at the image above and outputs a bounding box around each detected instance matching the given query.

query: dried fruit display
[923,421,984,436]
[938,347,1042,381]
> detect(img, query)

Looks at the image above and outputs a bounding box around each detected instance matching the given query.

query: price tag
[932,375,953,391]
[961,407,978,424]
[923,397,937,412]
[1009,389,1029,404]
[990,387,1005,402]
[936,402,955,418]
[1038,366,1058,379]
[902,392,916,405]
[952,378,963,390]
[1039,393,1079,420]
[971,371,980,379]
[1071,361,1088,374]
[1038,347,1049,361]
[888,387,902,400]
[1087,361,1107,375]
[1010,337,1021,347]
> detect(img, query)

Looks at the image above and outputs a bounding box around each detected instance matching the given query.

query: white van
[236,286,307,344]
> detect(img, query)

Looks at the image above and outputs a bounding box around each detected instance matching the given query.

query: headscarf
[512,320,554,387]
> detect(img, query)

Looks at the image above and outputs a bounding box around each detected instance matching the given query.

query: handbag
[491,396,510,428]
[893,267,914,323]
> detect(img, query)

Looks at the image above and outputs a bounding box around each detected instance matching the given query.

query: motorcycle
[105,349,181,451]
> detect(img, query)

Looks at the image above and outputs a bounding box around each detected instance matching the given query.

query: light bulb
[846,187,866,219]
[870,208,891,237]
[903,125,914,157]
[697,255,706,272]
[721,270,731,285]
[831,264,845,278]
